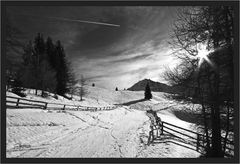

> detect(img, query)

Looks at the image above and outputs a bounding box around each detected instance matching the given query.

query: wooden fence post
[44,103,48,109]
[161,122,164,135]
[196,134,199,151]
[16,99,20,107]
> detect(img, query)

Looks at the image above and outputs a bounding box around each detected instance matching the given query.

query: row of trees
[164,6,234,157]
[6,32,91,100]
[19,33,74,96]
[5,17,90,100]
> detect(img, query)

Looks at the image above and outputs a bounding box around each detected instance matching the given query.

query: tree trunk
[80,89,83,101]
[211,103,223,157]
[210,72,223,157]
[198,74,210,152]
[202,102,210,151]
[223,101,230,156]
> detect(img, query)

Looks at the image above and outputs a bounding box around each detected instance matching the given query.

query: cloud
[6,6,179,89]
[71,44,177,89]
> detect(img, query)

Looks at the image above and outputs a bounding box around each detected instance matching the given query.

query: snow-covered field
[6,86,202,158]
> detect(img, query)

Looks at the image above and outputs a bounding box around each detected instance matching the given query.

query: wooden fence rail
[7,100,45,108]
[7,96,48,104]
[163,121,205,137]
[162,129,199,146]
[160,121,234,156]
[163,123,198,140]
[6,96,117,111]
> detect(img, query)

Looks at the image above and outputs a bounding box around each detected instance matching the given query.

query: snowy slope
[6,86,202,158]
[7,107,146,157]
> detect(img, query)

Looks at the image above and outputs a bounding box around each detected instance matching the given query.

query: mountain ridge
[127,79,174,93]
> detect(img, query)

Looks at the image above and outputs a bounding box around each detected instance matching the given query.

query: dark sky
[7,6,180,89]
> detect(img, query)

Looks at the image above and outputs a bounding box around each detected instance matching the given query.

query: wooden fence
[161,121,234,157]
[6,96,117,111]
[6,96,234,157]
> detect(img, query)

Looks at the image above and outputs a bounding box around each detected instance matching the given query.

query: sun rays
[196,44,213,68]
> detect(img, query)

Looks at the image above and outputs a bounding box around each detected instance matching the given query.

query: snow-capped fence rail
[6,96,47,109]
[6,96,117,111]
[161,121,234,157]
[162,121,204,150]
[145,110,234,157]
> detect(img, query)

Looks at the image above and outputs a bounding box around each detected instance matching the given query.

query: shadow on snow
[115,99,148,106]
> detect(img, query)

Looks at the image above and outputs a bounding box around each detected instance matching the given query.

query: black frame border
[1,1,239,163]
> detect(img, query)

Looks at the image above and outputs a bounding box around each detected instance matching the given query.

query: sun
[197,48,209,67]
[196,44,213,68]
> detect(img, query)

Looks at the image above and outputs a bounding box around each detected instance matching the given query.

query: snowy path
[7,107,148,158]
[6,105,201,158]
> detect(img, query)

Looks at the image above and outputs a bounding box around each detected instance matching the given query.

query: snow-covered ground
[6,86,202,158]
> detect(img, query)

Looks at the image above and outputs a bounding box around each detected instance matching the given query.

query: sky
[6,6,180,89]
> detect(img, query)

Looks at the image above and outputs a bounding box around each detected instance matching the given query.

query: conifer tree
[46,37,56,68]
[31,33,46,95]
[54,40,69,95]
[46,37,73,96]
[34,33,46,62]
[38,61,57,95]
[144,83,152,100]
[66,67,78,99]
[20,36,57,96]
[21,40,39,95]
[75,75,88,101]
[19,33,74,97]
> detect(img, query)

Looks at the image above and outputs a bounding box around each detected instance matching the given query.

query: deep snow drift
[6,86,202,158]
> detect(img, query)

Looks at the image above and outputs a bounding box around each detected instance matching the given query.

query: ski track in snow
[6,88,202,158]
[7,107,148,158]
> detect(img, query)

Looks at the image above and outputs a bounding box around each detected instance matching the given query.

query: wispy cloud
[7,6,179,89]
[71,43,177,89]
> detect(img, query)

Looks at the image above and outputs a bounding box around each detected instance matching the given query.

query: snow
[6,86,203,158]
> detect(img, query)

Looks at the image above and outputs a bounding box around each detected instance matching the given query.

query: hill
[6,86,203,158]
[127,79,174,93]
[7,85,173,110]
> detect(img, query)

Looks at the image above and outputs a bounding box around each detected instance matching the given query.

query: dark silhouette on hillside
[128,79,175,93]
[118,99,146,106]
[15,33,74,97]
[144,83,152,100]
